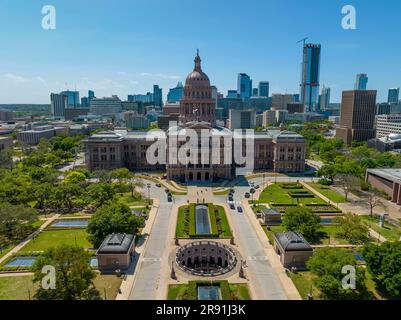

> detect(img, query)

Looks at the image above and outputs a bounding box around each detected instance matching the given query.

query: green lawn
[264,225,351,245]
[92,274,123,300]
[117,193,153,207]
[176,204,232,238]
[360,215,401,242]
[167,281,251,300]
[0,246,14,260]
[0,275,37,300]
[0,274,121,300]
[288,271,320,300]
[258,183,327,205]
[307,183,347,203]
[20,229,92,252]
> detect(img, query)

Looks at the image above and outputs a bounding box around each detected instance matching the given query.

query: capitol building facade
[84,53,306,182]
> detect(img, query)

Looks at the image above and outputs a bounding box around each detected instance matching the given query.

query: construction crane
[296,37,309,46]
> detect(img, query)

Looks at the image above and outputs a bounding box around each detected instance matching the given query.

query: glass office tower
[388,88,400,104]
[237,73,252,99]
[355,73,368,90]
[300,43,321,112]
[258,81,270,97]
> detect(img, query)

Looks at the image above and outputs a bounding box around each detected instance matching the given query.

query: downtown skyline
[0,0,401,104]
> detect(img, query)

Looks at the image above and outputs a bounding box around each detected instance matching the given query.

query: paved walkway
[0,214,60,265]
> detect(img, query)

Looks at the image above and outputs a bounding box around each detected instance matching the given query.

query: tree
[333,213,369,245]
[363,242,401,297]
[282,207,321,242]
[317,164,338,185]
[110,168,130,184]
[49,183,82,212]
[86,183,116,208]
[362,188,383,217]
[307,247,368,299]
[336,173,359,202]
[87,203,143,248]
[64,171,87,184]
[33,245,101,300]
[0,203,38,243]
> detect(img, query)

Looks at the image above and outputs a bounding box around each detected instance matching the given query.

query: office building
[0,136,13,152]
[88,90,95,101]
[300,43,321,112]
[237,73,252,99]
[376,103,391,115]
[128,92,154,104]
[388,88,400,104]
[60,90,80,107]
[355,74,368,90]
[287,103,304,114]
[167,82,184,103]
[272,94,293,110]
[121,101,144,114]
[153,85,163,107]
[124,112,149,130]
[366,169,401,206]
[258,81,269,97]
[81,97,89,108]
[17,125,68,145]
[227,90,238,98]
[252,88,259,96]
[375,114,401,138]
[89,96,123,117]
[319,86,330,111]
[336,90,377,145]
[65,108,89,121]
[228,109,256,129]
[293,94,300,103]
[50,93,68,119]
[0,110,14,121]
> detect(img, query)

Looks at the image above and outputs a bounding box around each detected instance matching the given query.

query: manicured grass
[20,229,92,252]
[93,274,123,300]
[360,215,401,242]
[258,183,327,205]
[167,281,251,300]
[307,183,347,203]
[176,204,232,238]
[0,246,14,260]
[0,275,37,300]
[117,193,153,207]
[263,225,351,245]
[288,271,321,300]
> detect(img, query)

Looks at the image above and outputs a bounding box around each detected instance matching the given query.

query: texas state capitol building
[84,52,306,182]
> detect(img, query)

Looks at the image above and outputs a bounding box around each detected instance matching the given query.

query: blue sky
[0,0,400,104]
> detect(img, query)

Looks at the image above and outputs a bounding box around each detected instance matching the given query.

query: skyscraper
[300,43,321,112]
[50,93,68,119]
[388,88,400,104]
[355,74,368,90]
[153,85,163,107]
[60,90,80,108]
[237,73,252,99]
[319,86,331,111]
[88,90,95,101]
[336,90,377,145]
[167,82,184,103]
[258,81,269,97]
[252,88,259,96]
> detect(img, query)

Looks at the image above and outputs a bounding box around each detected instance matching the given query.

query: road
[129,181,185,300]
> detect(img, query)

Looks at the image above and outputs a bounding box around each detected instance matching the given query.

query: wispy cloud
[140,72,180,80]
[4,73,29,84]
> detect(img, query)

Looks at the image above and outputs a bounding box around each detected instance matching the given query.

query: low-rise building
[0,136,13,152]
[97,233,135,272]
[366,168,401,205]
[273,232,313,269]
[375,114,401,138]
[17,126,68,145]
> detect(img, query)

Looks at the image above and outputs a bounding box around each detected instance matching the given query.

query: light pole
[147,183,151,205]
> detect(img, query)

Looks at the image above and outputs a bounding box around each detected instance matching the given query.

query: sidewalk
[0,214,61,265]
[116,198,160,300]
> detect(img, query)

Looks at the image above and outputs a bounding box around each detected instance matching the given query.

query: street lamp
[147,183,151,205]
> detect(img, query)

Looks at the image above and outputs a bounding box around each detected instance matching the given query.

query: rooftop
[274,231,312,252]
[367,168,401,183]
[97,233,135,254]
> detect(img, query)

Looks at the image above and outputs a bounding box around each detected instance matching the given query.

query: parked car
[250,188,255,194]
[230,204,235,210]
[165,189,169,193]
[156,183,161,188]
[167,196,173,202]
[245,192,250,198]
[228,196,234,202]
[255,185,260,189]
[237,206,243,213]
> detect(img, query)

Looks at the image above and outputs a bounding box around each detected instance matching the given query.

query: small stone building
[97,233,135,272]
[261,208,282,225]
[273,232,313,269]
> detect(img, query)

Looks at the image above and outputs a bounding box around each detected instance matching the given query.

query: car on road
[228,196,234,202]
[250,188,255,194]
[229,204,235,210]
[167,196,172,202]
[255,185,260,189]
[156,183,161,188]
[244,192,250,198]
[165,189,169,193]
[230,189,235,193]
[237,206,243,213]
